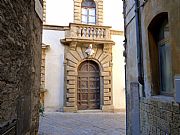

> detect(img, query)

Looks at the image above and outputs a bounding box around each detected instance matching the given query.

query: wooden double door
[77,60,100,110]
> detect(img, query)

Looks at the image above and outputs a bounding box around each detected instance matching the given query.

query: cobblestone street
[38,111,126,135]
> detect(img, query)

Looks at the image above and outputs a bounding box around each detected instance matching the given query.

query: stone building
[41,0,126,112]
[0,0,42,134]
[123,0,180,134]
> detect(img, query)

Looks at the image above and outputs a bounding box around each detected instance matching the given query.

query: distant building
[40,0,126,112]
[124,0,180,134]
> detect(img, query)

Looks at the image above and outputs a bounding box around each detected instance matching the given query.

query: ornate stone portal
[61,24,115,112]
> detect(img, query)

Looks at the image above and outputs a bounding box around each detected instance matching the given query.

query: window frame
[148,12,173,96]
[158,39,173,96]
[81,0,96,25]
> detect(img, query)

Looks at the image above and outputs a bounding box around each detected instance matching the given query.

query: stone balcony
[61,23,114,44]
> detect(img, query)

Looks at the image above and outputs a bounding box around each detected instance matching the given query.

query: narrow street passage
[39,111,126,135]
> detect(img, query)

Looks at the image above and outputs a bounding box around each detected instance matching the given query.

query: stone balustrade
[65,23,111,41]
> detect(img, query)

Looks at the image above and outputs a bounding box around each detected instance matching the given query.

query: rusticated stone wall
[40,44,49,107]
[63,42,114,112]
[43,0,47,23]
[140,98,180,135]
[0,0,42,134]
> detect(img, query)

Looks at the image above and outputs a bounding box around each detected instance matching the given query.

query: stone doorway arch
[77,60,100,110]
[63,42,114,112]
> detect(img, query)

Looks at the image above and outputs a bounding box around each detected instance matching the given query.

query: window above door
[81,0,96,24]
[73,0,103,25]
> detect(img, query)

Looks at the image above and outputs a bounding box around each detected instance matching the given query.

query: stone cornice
[61,38,115,45]
[42,43,50,49]
[43,25,67,31]
[110,30,124,36]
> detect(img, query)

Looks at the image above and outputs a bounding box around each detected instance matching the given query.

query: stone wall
[140,98,180,135]
[124,0,180,134]
[139,1,180,134]
[43,0,47,23]
[0,0,42,134]
[140,0,180,93]
[40,44,49,107]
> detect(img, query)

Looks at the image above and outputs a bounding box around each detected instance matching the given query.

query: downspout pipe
[134,0,145,134]
[134,0,144,88]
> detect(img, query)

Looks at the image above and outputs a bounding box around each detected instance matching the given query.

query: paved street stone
[38,111,126,135]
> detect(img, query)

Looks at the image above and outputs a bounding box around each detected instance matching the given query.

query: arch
[148,12,168,42]
[78,60,99,72]
[148,12,173,95]
[77,58,103,74]
[76,0,99,5]
[81,0,96,8]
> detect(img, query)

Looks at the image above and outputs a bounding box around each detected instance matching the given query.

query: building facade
[124,0,180,134]
[0,0,42,134]
[41,0,126,112]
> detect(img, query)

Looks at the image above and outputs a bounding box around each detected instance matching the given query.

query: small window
[81,0,96,24]
[148,13,173,95]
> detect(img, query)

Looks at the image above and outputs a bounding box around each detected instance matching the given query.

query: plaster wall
[45,0,124,30]
[45,0,74,25]
[126,20,138,94]
[139,2,180,133]
[124,2,140,134]
[124,0,180,134]
[103,0,124,30]
[42,30,65,111]
[140,0,180,97]
[42,0,126,111]
[112,35,126,110]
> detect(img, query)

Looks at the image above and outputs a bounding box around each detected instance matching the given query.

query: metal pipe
[134,0,144,87]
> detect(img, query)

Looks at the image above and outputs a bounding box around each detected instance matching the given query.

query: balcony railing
[65,23,111,41]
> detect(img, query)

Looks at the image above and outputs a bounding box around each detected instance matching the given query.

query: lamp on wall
[85,44,95,56]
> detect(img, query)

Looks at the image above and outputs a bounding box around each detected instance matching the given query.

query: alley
[38,111,126,135]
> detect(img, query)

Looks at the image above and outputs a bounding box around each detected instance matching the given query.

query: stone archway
[63,42,114,112]
[77,60,100,110]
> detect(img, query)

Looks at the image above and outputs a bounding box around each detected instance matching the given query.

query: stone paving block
[39,112,126,135]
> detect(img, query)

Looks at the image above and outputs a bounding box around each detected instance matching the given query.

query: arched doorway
[77,60,100,110]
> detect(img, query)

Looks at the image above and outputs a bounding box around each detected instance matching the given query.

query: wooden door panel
[77,61,100,110]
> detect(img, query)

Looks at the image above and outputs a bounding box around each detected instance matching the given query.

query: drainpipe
[134,0,144,134]
[134,0,144,91]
